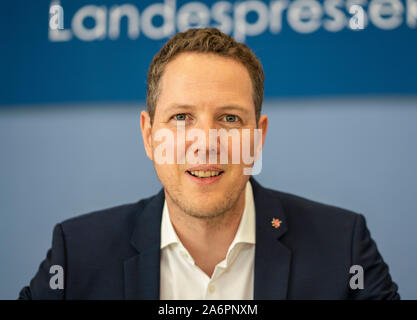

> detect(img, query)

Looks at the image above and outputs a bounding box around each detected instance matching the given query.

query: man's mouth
[186,170,224,178]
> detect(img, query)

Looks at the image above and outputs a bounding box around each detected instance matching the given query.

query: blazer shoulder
[59,192,159,237]
[264,186,360,227]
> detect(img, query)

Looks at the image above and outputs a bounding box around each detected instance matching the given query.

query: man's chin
[184,209,227,220]
[175,198,233,220]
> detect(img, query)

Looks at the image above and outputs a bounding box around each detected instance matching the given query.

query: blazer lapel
[124,189,165,299]
[251,177,292,300]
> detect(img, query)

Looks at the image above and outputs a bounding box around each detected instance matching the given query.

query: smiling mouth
[186,170,224,178]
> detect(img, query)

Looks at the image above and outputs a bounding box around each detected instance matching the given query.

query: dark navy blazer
[19,178,400,299]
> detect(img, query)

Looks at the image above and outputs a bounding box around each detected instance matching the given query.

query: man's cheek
[151,129,177,165]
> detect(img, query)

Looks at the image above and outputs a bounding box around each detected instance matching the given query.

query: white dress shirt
[160,181,256,300]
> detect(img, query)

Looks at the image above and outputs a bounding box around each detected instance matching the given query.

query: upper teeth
[189,170,221,178]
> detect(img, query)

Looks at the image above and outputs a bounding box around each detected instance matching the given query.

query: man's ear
[257,114,268,148]
[140,110,153,161]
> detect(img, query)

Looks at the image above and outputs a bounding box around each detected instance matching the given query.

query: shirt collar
[160,199,179,249]
[160,180,256,250]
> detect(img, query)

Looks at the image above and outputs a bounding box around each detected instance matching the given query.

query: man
[19,28,399,300]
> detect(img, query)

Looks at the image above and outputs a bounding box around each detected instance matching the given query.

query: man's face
[141,52,267,219]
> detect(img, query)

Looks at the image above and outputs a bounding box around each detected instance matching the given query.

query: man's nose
[189,117,220,160]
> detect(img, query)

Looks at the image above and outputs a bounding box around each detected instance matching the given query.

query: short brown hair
[146,28,264,123]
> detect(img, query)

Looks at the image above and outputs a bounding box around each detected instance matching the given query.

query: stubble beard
[164,181,246,227]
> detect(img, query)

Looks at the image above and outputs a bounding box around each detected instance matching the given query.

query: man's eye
[174,114,187,121]
[224,115,238,122]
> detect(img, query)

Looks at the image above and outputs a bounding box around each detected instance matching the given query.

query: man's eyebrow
[166,104,249,114]
[165,104,195,113]
[217,105,250,115]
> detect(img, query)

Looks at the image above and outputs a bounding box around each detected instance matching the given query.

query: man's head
[146,28,264,124]
[140,28,268,220]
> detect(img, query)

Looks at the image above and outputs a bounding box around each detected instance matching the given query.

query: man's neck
[165,189,246,278]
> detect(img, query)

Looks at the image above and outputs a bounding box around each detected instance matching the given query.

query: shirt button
[180,251,188,259]
[208,284,216,294]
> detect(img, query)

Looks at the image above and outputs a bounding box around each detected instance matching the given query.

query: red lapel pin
[271,218,282,229]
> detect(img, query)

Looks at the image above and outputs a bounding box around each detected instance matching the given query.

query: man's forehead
[161,52,252,85]
[157,54,253,105]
